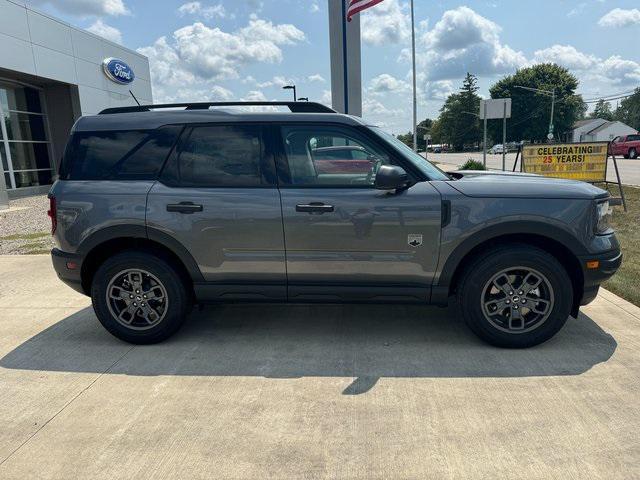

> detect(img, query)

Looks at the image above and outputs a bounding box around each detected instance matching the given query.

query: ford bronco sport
[49,101,622,348]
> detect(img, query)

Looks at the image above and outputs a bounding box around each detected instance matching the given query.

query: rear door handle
[296,202,334,214]
[166,202,203,214]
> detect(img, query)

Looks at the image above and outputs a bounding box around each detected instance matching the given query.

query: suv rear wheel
[457,245,572,348]
[91,251,191,344]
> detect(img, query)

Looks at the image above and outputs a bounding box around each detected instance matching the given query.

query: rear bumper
[577,248,622,306]
[51,248,86,295]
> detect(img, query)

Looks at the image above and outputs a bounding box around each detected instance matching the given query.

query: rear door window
[61,126,182,180]
[161,125,274,187]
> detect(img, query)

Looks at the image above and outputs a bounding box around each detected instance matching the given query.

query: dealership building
[0,0,152,205]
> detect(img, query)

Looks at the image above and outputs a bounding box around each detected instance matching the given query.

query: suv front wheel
[457,245,572,348]
[91,251,191,344]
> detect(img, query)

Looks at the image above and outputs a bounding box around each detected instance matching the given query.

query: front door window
[280,125,392,187]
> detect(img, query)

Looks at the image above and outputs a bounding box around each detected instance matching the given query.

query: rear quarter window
[60,126,182,180]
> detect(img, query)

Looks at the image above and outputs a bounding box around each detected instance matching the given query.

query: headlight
[595,200,612,234]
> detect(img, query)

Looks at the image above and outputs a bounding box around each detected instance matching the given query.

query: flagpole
[341,0,349,114]
[410,0,417,151]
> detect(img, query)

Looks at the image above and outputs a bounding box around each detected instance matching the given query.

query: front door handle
[166,202,203,214]
[296,202,334,214]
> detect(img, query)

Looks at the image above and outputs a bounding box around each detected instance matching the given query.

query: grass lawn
[600,183,640,306]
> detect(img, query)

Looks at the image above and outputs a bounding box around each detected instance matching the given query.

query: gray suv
[49,101,622,348]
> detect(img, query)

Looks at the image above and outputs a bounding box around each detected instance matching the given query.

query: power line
[581,88,638,102]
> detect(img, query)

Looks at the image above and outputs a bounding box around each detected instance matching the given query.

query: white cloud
[599,55,640,84]
[310,2,320,13]
[423,80,454,101]
[86,19,122,43]
[307,74,326,83]
[598,8,640,28]
[139,17,305,85]
[252,75,295,88]
[533,45,597,70]
[178,2,226,19]
[138,37,196,88]
[242,90,268,101]
[320,89,332,107]
[418,7,526,81]
[25,0,129,16]
[160,85,234,103]
[369,74,410,94]
[532,44,640,87]
[361,0,411,46]
[567,3,586,17]
[363,96,403,117]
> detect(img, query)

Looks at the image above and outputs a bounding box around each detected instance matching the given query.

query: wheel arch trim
[433,220,586,303]
[77,225,205,283]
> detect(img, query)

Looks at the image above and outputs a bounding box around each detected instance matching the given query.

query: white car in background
[489,144,508,154]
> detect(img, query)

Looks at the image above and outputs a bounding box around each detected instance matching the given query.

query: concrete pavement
[427,151,640,186]
[0,255,638,479]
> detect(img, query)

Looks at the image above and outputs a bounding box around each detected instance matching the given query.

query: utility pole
[410,0,418,152]
[502,100,507,171]
[483,101,488,167]
[549,88,555,142]
[515,85,557,142]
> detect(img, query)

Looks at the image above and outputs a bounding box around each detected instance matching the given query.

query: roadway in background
[425,151,640,186]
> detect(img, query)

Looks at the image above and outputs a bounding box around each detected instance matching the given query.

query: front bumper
[51,248,86,295]
[577,248,622,306]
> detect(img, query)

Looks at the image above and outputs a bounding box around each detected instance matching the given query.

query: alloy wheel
[106,269,169,330]
[480,267,555,334]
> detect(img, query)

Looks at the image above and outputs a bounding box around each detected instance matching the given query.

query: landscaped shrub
[459,159,487,170]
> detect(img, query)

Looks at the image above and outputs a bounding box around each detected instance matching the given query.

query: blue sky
[25,0,640,133]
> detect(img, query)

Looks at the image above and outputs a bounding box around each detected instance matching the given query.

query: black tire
[630,148,638,159]
[623,154,630,159]
[456,244,572,348]
[91,251,191,344]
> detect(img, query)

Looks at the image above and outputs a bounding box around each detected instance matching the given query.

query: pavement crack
[0,345,135,468]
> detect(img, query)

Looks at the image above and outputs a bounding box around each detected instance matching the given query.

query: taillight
[47,195,57,235]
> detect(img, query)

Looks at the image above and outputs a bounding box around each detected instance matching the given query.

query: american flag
[347,0,385,22]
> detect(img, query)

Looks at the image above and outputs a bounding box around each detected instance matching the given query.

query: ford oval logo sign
[102,58,135,85]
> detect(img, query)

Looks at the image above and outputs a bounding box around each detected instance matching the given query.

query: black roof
[99,101,335,115]
[75,101,366,132]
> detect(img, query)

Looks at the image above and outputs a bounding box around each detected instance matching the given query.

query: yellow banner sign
[521,142,608,182]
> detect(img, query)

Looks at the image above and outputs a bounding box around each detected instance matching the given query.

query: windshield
[369,126,449,181]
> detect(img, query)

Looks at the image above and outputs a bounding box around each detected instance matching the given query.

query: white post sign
[479,98,512,170]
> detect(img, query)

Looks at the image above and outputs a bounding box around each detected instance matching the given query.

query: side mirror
[375,165,408,190]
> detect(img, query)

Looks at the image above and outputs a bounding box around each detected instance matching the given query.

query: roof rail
[99,101,337,115]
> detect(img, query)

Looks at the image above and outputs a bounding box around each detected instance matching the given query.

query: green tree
[457,73,482,146]
[435,73,482,150]
[488,64,585,143]
[396,118,434,150]
[590,99,614,121]
[396,131,413,147]
[614,88,640,130]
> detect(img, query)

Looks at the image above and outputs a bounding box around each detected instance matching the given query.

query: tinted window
[281,126,390,186]
[166,125,268,187]
[61,126,181,180]
[628,135,640,141]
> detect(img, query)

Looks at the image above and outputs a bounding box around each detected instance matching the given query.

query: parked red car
[609,134,640,159]
[312,146,374,174]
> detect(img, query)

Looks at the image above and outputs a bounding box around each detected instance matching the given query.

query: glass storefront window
[0,82,53,190]
[1,143,8,171]
[5,112,47,142]
[12,169,52,188]
[9,143,51,171]
[0,82,42,112]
